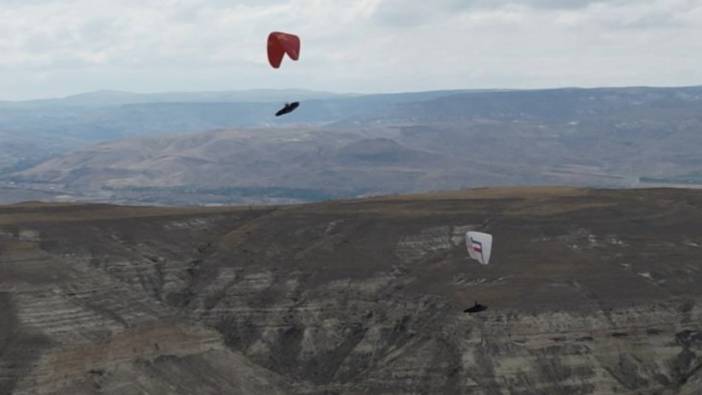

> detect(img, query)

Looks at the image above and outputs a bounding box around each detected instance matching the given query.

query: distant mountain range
[0,88,498,176]
[0,89,353,107]
[3,86,702,204]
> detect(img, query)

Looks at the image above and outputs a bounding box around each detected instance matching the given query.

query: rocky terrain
[1,187,702,394]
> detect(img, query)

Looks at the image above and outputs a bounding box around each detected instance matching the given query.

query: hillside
[6,86,702,204]
[1,187,702,394]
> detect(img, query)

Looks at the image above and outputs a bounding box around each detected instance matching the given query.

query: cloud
[0,0,700,99]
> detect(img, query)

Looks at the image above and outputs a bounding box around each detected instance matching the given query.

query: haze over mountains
[3,86,702,205]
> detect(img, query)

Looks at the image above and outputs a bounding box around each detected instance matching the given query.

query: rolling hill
[5,86,702,204]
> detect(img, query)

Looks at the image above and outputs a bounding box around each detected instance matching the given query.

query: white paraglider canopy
[466,231,492,265]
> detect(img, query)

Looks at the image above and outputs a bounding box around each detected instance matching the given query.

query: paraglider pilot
[464,301,487,314]
[275,101,300,117]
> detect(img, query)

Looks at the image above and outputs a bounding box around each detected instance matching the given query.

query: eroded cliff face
[1,188,702,394]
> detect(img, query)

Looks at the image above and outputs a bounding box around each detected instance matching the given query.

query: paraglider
[267,32,301,69]
[267,31,302,116]
[275,101,299,117]
[466,231,492,265]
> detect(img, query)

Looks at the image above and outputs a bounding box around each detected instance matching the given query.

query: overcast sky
[0,0,700,100]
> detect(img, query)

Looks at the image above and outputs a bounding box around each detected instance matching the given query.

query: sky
[0,0,701,100]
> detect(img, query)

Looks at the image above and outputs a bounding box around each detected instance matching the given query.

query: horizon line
[2,83,702,103]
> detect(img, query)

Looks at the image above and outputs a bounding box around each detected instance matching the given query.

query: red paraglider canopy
[267,32,300,69]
